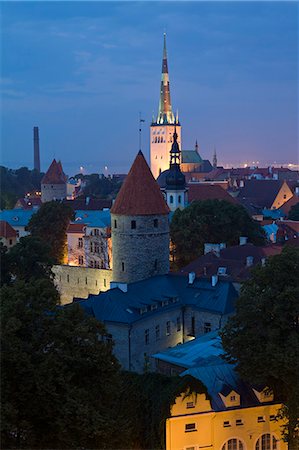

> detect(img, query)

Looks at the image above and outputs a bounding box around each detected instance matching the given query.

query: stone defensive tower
[150,34,181,179]
[111,151,170,284]
[41,159,67,203]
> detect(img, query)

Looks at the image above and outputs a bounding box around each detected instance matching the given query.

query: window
[85,277,88,285]
[166,321,171,336]
[67,274,69,283]
[78,255,84,265]
[223,421,231,428]
[170,195,174,204]
[9,239,13,245]
[222,439,243,450]
[230,395,236,401]
[145,329,149,345]
[114,219,117,229]
[131,220,136,229]
[270,415,276,422]
[176,317,181,332]
[236,419,244,426]
[89,261,94,268]
[256,434,277,450]
[104,278,106,287]
[94,243,100,253]
[78,237,83,248]
[154,259,158,270]
[154,218,158,228]
[258,416,266,423]
[185,423,196,432]
[122,262,125,272]
[178,195,181,204]
[94,228,99,236]
[185,447,196,450]
[186,401,195,409]
[155,325,160,340]
[190,316,195,336]
[204,322,211,333]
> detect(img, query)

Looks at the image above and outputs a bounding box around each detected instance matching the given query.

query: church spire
[157,34,175,125]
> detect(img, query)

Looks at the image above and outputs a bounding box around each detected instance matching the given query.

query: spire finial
[195,140,199,153]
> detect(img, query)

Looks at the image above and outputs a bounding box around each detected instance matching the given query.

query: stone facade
[150,124,182,179]
[41,183,67,203]
[111,213,169,284]
[52,265,113,305]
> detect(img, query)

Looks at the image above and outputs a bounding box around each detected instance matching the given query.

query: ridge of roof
[41,159,67,185]
[111,151,170,216]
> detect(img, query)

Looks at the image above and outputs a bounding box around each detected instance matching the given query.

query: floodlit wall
[53,265,113,305]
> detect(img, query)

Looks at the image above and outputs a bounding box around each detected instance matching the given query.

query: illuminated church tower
[150,34,181,179]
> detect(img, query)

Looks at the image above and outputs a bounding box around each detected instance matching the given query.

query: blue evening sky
[1,1,298,175]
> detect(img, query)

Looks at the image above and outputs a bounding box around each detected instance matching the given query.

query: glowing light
[244,164,248,168]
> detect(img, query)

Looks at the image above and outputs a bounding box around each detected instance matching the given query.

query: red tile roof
[63,198,112,210]
[187,184,239,205]
[111,151,169,216]
[67,223,86,234]
[0,221,17,238]
[237,180,285,209]
[41,159,67,185]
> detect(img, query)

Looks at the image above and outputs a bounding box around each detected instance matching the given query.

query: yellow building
[153,333,287,450]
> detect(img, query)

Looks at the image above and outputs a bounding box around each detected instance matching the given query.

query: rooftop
[0,220,18,238]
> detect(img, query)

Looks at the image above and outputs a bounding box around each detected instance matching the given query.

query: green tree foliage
[1,279,129,449]
[221,247,299,449]
[0,166,44,209]
[288,203,299,221]
[76,173,122,199]
[119,372,208,449]
[27,201,74,263]
[170,199,265,268]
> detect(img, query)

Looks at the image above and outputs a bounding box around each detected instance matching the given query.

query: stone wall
[111,213,169,284]
[52,265,113,305]
[41,183,67,203]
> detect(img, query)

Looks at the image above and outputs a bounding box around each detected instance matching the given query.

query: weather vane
[139,112,145,152]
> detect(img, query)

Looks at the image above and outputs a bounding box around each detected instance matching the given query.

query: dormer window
[219,389,240,407]
[253,387,274,403]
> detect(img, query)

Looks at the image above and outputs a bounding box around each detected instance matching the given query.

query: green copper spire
[157,33,175,125]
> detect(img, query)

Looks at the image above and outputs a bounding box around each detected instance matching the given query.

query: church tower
[111,151,170,284]
[150,34,181,179]
[164,130,187,212]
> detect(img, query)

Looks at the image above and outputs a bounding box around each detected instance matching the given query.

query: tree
[170,199,265,268]
[27,201,75,263]
[1,279,129,449]
[221,247,299,450]
[288,203,299,221]
[7,236,54,282]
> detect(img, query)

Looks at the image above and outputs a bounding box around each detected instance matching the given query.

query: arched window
[256,434,277,450]
[222,439,244,450]
[155,137,157,143]
[170,195,174,204]
[178,195,181,203]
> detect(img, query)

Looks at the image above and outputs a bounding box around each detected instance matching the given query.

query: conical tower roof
[41,159,66,184]
[111,151,170,216]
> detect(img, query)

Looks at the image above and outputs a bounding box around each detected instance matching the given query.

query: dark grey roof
[77,275,238,325]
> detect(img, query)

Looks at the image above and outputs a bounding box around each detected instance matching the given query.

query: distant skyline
[1,1,298,175]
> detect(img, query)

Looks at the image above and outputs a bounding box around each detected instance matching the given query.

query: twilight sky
[1,1,298,175]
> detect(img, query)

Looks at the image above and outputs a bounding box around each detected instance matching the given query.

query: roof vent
[188,272,196,284]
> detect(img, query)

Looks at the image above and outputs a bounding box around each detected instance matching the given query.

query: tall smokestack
[33,126,40,172]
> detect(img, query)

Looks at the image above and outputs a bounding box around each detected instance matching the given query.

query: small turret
[164,131,187,211]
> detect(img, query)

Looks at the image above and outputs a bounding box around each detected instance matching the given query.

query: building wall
[111,213,169,284]
[166,393,287,450]
[41,183,67,203]
[150,124,181,179]
[67,232,85,266]
[272,181,293,210]
[52,265,113,305]
[0,235,17,248]
[166,190,187,211]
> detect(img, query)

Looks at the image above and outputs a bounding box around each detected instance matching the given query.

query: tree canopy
[170,199,265,268]
[27,201,75,263]
[1,279,130,449]
[221,246,299,449]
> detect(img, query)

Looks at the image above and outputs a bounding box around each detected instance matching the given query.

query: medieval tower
[111,151,170,284]
[150,34,181,179]
[41,159,67,203]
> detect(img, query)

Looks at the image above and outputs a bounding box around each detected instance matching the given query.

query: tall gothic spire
[157,34,175,125]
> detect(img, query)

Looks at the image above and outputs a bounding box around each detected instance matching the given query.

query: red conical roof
[41,159,66,184]
[111,151,169,216]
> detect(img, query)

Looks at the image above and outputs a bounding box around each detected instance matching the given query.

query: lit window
[222,439,243,450]
[185,423,196,432]
[256,434,277,450]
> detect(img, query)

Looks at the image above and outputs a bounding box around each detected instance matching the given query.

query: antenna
[139,112,145,151]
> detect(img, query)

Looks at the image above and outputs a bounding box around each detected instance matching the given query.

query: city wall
[52,265,113,305]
